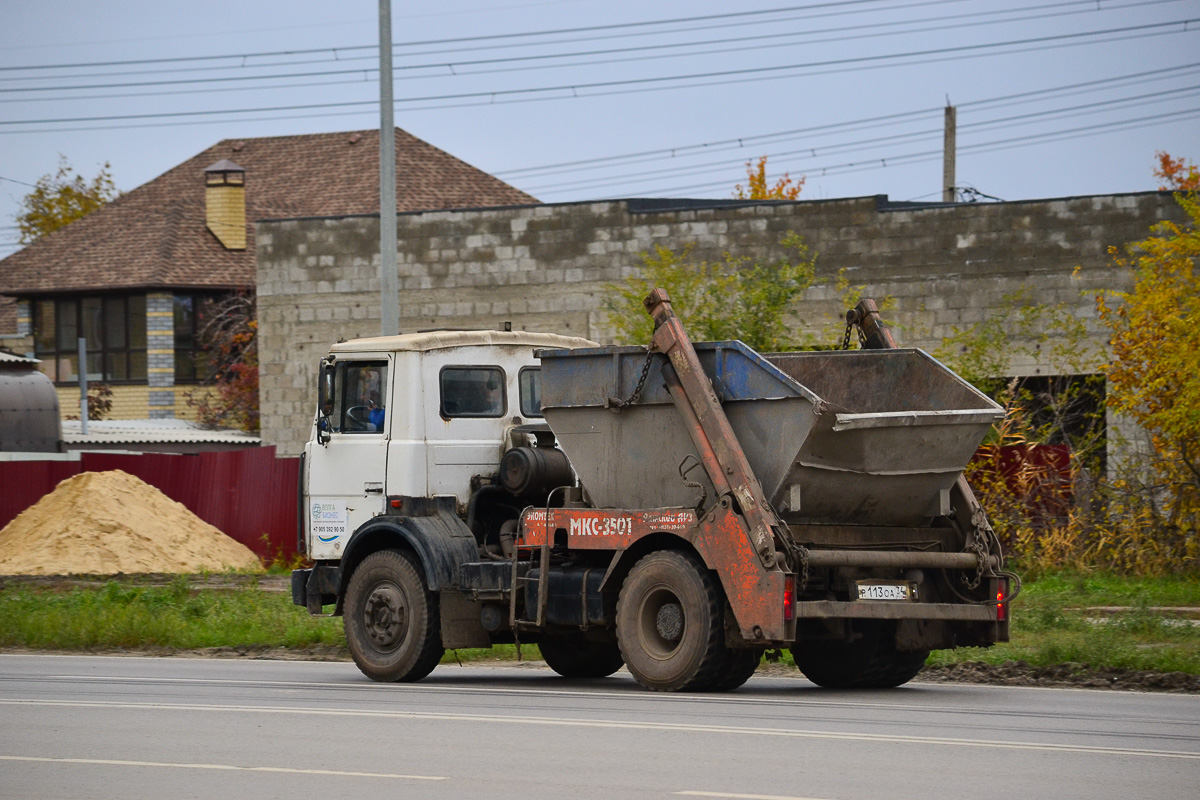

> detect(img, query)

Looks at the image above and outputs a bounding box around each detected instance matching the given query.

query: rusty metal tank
[0,353,61,452]
[538,342,1001,526]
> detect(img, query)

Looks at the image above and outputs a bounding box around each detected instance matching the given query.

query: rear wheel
[791,621,928,689]
[538,636,625,678]
[706,647,762,692]
[616,550,725,692]
[344,550,444,682]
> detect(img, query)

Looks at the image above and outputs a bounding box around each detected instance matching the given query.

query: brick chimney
[204,159,246,250]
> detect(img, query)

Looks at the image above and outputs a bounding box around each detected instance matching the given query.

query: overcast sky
[2,0,1198,256]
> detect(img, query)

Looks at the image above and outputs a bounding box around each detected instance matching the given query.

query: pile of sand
[0,470,262,575]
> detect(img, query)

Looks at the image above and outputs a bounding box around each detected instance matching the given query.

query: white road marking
[2,698,1197,760]
[37,673,1198,723]
[0,755,445,781]
[676,793,833,800]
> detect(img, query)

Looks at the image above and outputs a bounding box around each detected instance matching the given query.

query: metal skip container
[538,343,1002,527]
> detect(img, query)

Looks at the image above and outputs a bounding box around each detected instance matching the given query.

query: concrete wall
[256,192,1184,456]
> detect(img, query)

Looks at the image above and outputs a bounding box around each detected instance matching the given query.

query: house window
[173,294,221,383]
[33,295,147,383]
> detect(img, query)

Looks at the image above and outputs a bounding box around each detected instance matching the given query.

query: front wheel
[616,550,725,692]
[538,636,625,678]
[344,550,444,682]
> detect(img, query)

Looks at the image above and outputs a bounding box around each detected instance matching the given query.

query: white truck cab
[303,330,596,562]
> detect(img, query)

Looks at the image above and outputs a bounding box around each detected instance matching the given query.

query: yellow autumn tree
[733,156,805,200]
[16,157,119,243]
[1098,152,1200,533]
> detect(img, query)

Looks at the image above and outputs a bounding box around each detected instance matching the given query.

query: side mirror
[317,360,335,446]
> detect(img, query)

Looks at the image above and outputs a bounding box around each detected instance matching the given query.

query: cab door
[305,356,391,560]
[425,359,511,501]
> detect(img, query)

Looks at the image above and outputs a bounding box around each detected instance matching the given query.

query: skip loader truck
[293,289,1015,691]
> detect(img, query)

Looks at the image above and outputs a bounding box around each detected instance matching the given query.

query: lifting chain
[614,347,656,409]
[840,318,866,350]
[796,543,811,594]
[962,507,995,591]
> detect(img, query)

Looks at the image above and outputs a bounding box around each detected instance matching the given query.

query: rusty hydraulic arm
[645,289,789,570]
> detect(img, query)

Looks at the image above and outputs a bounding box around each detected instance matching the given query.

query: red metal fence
[0,448,300,563]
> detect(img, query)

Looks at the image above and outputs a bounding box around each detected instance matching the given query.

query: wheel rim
[362,582,408,650]
[637,584,686,660]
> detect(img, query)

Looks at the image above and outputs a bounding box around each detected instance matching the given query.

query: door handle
[364,483,383,494]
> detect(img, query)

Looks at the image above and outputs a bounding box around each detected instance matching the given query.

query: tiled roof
[0,129,537,295]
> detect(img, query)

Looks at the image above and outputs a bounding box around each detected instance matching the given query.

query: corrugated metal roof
[0,351,39,366]
[60,418,261,445]
[330,330,597,354]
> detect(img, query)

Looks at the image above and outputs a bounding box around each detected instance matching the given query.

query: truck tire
[538,636,625,679]
[706,648,761,692]
[791,622,928,689]
[344,550,444,682]
[616,550,725,692]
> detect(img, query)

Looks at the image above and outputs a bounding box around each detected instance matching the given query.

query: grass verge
[0,576,541,664]
[924,572,1200,674]
[1,571,1197,675]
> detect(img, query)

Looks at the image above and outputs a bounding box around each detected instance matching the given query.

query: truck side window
[519,367,542,418]
[339,362,388,433]
[441,366,505,418]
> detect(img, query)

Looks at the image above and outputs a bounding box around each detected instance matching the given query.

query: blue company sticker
[311,501,347,543]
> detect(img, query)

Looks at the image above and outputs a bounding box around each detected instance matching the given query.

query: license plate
[856,581,915,601]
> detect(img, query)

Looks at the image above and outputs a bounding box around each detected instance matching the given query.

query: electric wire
[518,83,1200,193]
[2,18,1195,128]
[580,106,1200,198]
[0,0,948,73]
[497,61,1200,178]
[0,0,1173,94]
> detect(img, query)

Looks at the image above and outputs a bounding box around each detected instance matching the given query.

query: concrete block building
[253,192,1185,458]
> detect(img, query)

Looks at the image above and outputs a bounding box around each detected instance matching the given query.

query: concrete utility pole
[942,103,956,203]
[378,0,400,336]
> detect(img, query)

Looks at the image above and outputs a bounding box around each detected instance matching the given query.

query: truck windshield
[440,367,506,418]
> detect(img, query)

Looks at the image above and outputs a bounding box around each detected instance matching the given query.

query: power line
[581,107,1200,198]
[498,61,1200,177]
[523,86,1200,193]
[0,0,905,72]
[0,0,1179,96]
[2,18,1195,128]
[0,176,39,188]
[0,76,381,106]
[0,0,967,85]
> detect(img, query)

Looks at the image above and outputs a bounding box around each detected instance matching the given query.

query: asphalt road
[1,654,1198,800]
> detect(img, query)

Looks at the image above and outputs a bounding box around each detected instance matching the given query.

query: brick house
[0,129,534,419]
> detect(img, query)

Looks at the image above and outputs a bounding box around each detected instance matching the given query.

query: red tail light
[784,575,795,621]
[996,577,1008,621]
